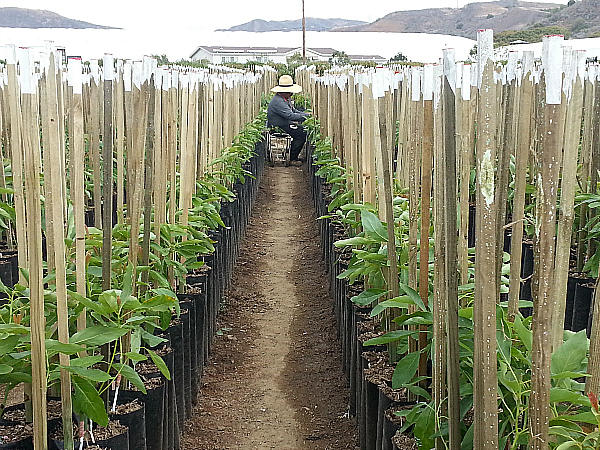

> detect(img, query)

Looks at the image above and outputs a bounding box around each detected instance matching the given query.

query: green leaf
[68,290,109,317]
[70,355,104,368]
[513,314,532,353]
[61,366,111,383]
[364,329,417,346]
[550,387,589,405]
[45,339,86,357]
[413,403,435,449]
[147,349,171,380]
[148,270,171,288]
[123,352,148,362]
[98,291,119,313]
[406,385,431,400]
[334,236,374,247]
[140,330,168,348]
[0,364,13,374]
[552,371,589,381]
[72,375,109,427]
[392,351,421,389]
[86,266,103,278]
[361,210,387,243]
[113,363,147,394]
[122,263,134,299]
[0,335,21,356]
[555,440,581,450]
[551,330,589,375]
[350,288,389,306]
[70,326,128,347]
[0,324,30,334]
[496,329,512,363]
[399,283,427,312]
[370,297,411,317]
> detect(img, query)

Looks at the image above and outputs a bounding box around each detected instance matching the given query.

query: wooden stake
[67,57,88,349]
[43,51,74,450]
[553,51,585,350]
[508,52,535,320]
[140,73,156,294]
[530,35,564,450]
[102,56,114,291]
[420,65,434,387]
[441,49,460,450]
[473,30,499,450]
[15,46,47,450]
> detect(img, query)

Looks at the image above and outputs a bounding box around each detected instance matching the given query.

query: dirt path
[181,164,358,449]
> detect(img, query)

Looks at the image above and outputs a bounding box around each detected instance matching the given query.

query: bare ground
[181,163,359,449]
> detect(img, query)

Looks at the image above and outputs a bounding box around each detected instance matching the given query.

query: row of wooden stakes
[298,31,600,449]
[1,44,276,449]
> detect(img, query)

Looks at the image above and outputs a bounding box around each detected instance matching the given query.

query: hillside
[340,0,561,39]
[0,7,118,29]
[217,18,366,32]
[536,0,600,38]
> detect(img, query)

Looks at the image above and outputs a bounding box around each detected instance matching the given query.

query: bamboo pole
[530,35,564,450]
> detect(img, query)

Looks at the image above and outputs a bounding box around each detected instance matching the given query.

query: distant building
[189,46,338,64]
[349,54,387,64]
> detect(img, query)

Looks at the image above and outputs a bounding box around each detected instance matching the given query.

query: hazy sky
[5,0,568,31]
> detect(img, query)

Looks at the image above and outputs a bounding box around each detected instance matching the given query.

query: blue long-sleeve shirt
[267,94,308,128]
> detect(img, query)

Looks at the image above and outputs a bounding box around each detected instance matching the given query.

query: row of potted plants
[0,108,269,449]
[304,112,598,449]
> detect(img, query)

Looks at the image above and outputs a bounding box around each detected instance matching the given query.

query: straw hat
[271,74,302,93]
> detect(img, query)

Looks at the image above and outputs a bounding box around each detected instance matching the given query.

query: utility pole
[302,0,306,64]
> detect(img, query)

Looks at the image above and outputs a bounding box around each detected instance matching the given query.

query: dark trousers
[280,123,307,160]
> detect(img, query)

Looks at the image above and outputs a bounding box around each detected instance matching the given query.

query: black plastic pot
[124,378,164,450]
[178,306,193,416]
[95,426,129,450]
[0,436,33,450]
[179,296,199,404]
[109,390,147,450]
[0,257,13,288]
[381,409,399,450]
[571,280,595,336]
[364,377,379,450]
[166,318,186,433]
[520,242,534,317]
[565,276,578,330]
[48,420,129,450]
[375,389,396,450]
[350,306,371,417]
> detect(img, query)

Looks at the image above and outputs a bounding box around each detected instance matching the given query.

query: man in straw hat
[267,74,310,165]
